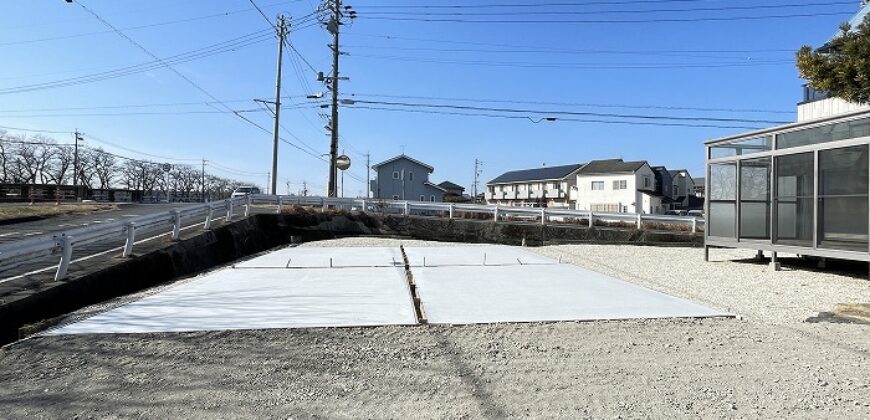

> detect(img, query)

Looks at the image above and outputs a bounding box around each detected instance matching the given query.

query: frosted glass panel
[709,202,736,238]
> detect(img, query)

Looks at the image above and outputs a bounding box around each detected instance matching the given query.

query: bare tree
[45,145,74,185]
[88,148,116,189]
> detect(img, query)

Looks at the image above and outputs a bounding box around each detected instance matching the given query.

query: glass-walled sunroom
[705,111,870,262]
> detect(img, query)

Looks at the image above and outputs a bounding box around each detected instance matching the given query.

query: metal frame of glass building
[704,109,870,267]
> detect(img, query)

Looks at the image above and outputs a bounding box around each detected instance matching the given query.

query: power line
[346,92,793,115]
[359,1,856,16]
[360,11,852,24]
[359,0,798,8]
[350,53,793,69]
[0,29,273,95]
[343,105,765,130]
[350,32,797,54]
[343,99,791,124]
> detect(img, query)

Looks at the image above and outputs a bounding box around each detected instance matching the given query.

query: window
[709,136,772,158]
[778,117,870,150]
[708,163,737,238]
[392,171,399,180]
[550,182,559,189]
[392,195,399,200]
[430,195,436,202]
[408,172,414,181]
[591,181,604,190]
[818,145,869,251]
[673,184,680,196]
[739,158,771,240]
[420,195,425,201]
[644,177,650,188]
[612,180,627,190]
[775,153,814,246]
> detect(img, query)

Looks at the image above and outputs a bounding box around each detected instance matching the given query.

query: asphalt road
[0,203,191,245]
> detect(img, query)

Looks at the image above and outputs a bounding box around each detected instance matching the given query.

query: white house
[485,164,584,208]
[574,159,664,214]
[797,2,870,122]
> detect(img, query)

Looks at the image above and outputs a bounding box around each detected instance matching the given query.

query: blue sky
[0,0,861,196]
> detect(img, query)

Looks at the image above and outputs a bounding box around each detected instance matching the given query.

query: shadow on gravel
[426,326,508,419]
[730,256,870,281]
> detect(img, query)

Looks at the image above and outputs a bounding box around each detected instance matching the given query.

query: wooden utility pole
[270,15,287,196]
[201,158,207,202]
[365,152,370,198]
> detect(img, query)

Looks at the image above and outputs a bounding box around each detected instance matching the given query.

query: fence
[0,194,704,282]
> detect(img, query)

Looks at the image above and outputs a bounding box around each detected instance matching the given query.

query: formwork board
[234,246,404,268]
[403,245,556,267]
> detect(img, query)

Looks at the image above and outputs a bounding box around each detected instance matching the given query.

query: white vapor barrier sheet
[403,245,556,267]
[234,246,404,268]
[414,260,728,324]
[48,265,416,335]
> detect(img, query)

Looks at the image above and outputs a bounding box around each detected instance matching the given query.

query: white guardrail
[0,194,704,281]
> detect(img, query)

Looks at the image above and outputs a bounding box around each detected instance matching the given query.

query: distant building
[485,164,584,208]
[437,181,465,197]
[693,177,705,198]
[370,154,446,202]
[668,169,696,209]
[575,159,663,214]
[797,2,870,122]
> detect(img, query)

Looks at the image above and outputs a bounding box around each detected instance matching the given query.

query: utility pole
[268,15,287,196]
[327,1,341,197]
[302,180,308,196]
[321,0,355,197]
[201,158,207,202]
[472,158,483,202]
[365,152,370,198]
[72,130,82,185]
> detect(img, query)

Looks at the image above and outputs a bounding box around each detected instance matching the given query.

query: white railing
[0,194,704,281]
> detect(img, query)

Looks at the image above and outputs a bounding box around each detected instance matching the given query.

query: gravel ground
[0,238,868,419]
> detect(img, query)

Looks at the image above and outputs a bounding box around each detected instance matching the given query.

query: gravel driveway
[0,238,867,419]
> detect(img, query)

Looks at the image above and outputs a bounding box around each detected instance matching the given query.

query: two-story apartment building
[370,154,446,201]
[574,159,663,214]
[485,164,584,208]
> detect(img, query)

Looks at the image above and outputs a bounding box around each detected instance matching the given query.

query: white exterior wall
[797,97,870,122]
[575,165,658,214]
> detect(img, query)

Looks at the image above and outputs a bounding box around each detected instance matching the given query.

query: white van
[231,186,261,198]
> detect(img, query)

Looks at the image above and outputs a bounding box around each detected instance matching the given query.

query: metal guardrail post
[404,202,410,216]
[244,195,252,217]
[205,206,214,229]
[449,203,454,219]
[54,235,73,281]
[692,217,698,233]
[276,196,283,214]
[493,205,499,221]
[588,211,594,228]
[541,208,546,226]
[636,214,642,229]
[122,222,136,257]
[170,210,182,241]
[321,198,326,212]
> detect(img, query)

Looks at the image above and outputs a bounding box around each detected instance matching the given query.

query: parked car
[663,210,687,216]
[231,186,261,197]
[687,210,704,218]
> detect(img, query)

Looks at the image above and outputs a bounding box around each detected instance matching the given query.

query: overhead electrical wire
[360,11,852,24]
[342,105,765,130]
[343,99,791,124]
[359,0,807,8]
[345,93,793,115]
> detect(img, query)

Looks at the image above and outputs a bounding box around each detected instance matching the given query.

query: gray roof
[694,177,705,186]
[438,181,464,191]
[371,154,434,172]
[669,169,695,182]
[488,163,584,184]
[579,159,647,174]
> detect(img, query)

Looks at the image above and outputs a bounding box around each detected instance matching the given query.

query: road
[0,203,189,245]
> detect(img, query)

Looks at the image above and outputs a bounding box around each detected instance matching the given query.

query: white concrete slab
[235,246,404,268]
[48,265,416,335]
[404,245,556,267]
[414,261,727,324]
